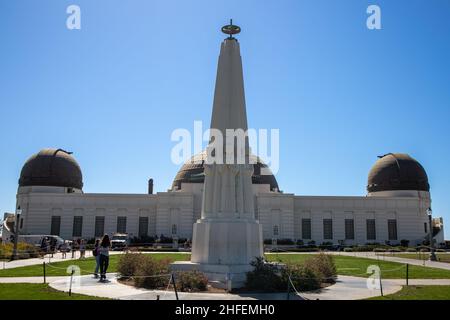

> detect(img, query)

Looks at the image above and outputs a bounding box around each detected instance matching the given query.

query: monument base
[171,218,263,289]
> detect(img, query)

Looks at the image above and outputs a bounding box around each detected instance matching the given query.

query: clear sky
[0,1,449,237]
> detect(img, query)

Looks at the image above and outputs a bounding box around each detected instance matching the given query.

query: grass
[265,254,450,279]
[0,283,109,300]
[367,285,450,300]
[383,253,450,263]
[1,252,450,279]
[0,253,190,277]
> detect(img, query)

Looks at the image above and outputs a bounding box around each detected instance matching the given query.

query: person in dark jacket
[98,235,111,282]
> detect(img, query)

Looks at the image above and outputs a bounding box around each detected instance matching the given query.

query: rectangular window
[95,216,105,237]
[117,216,127,233]
[72,216,83,237]
[323,219,333,240]
[302,219,311,239]
[50,216,61,236]
[366,219,376,240]
[424,222,428,233]
[345,219,355,240]
[139,217,149,237]
[388,219,398,240]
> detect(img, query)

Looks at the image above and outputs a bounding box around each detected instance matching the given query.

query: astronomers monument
[171,21,263,288]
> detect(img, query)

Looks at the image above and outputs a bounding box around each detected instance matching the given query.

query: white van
[18,235,65,251]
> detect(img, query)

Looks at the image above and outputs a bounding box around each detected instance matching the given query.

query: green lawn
[0,283,109,300]
[265,254,450,279]
[383,253,450,263]
[368,285,450,300]
[1,253,450,279]
[0,253,190,277]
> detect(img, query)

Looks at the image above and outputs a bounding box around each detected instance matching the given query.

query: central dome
[19,148,83,190]
[172,151,279,191]
[367,153,429,193]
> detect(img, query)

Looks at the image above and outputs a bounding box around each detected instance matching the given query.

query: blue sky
[0,0,449,237]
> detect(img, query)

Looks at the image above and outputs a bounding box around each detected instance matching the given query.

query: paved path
[333,252,450,271]
[2,273,450,300]
[1,251,189,270]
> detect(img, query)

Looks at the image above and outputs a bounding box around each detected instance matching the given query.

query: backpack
[93,247,98,257]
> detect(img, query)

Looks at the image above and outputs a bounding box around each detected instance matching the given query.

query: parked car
[111,233,130,250]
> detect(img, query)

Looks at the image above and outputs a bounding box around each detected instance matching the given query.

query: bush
[296,240,304,246]
[117,253,148,278]
[304,253,337,284]
[282,263,321,292]
[406,248,417,252]
[277,239,294,245]
[373,248,386,252]
[245,257,284,292]
[0,243,40,259]
[400,239,410,247]
[344,247,353,252]
[175,271,208,292]
[134,257,171,289]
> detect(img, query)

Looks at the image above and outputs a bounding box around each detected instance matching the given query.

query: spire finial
[221,19,241,39]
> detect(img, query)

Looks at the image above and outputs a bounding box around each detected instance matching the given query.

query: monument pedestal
[171,218,263,289]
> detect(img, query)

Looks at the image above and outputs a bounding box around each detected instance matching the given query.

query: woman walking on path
[79,239,86,259]
[93,239,100,278]
[99,235,111,282]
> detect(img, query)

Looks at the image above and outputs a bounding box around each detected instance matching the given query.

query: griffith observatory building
[2,26,445,249]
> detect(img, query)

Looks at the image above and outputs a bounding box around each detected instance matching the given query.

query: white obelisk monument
[172,21,263,288]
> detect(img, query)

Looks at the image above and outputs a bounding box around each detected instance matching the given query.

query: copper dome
[19,148,83,190]
[367,153,429,193]
[172,152,279,191]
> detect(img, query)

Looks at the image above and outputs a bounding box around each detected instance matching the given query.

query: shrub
[406,248,417,252]
[373,248,386,252]
[400,239,410,247]
[0,243,40,259]
[245,257,284,292]
[174,271,208,292]
[277,239,294,245]
[344,247,353,252]
[117,253,148,278]
[134,257,170,289]
[282,263,321,292]
[296,240,304,246]
[304,253,337,284]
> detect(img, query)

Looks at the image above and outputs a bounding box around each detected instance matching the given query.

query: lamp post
[11,206,22,261]
[427,208,437,261]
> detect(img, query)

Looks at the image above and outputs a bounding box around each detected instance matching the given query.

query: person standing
[93,239,100,278]
[99,235,111,282]
[79,239,86,259]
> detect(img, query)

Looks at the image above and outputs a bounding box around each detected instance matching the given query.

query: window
[117,217,127,233]
[323,219,333,240]
[139,217,149,237]
[388,219,398,240]
[95,216,105,237]
[50,216,61,236]
[366,219,376,240]
[72,216,83,237]
[273,225,279,237]
[171,224,177,235]
[345,219,355,240]
[424,222,428,233]
[302,219,311,239]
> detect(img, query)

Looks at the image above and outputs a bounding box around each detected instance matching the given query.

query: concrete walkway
[333,252,450,271]
[2,273,450,300]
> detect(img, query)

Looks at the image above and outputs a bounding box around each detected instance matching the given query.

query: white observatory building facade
[2,25,445,249]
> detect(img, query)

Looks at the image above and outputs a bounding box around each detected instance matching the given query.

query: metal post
[171,273,179,301]
[69,269,74,296]
[286,275,291,300]
[406,264,409,286]
[379,270,383,297]
[43,262,46,284]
